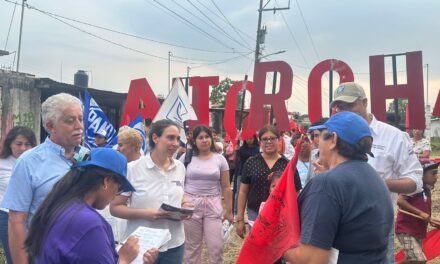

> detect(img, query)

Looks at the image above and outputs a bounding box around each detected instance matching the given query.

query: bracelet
[236,219,244,222]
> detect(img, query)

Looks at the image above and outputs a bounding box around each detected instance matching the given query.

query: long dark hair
[25,166,122,261]
[0,126,36,158]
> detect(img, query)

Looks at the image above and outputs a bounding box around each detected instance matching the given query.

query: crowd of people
[0,81,437,264]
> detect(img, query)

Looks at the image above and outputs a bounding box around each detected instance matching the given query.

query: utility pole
[16,0,26,72]
[254,0,290,65]
[168,51,172,92]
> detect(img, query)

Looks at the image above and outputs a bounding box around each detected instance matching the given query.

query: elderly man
[284,112,393,264]
[330,82,423,263]
[2,93,86,263]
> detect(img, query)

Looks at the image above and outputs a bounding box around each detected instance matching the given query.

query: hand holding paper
[122,226,171,264]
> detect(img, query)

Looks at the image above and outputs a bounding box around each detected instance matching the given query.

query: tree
[209,78,243,108]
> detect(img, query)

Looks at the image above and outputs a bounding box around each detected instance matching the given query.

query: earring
[103,184,108,190]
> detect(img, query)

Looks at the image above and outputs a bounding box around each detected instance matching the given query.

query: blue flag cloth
[128,114,148,153]
[83,90,117,149]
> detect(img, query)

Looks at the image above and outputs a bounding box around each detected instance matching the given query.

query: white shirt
[283,134,295,160]
[0,156,16,211]
[123,153,186,250]
[368,115,423,205]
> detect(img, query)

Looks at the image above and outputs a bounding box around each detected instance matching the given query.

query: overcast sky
[0,0,439,115]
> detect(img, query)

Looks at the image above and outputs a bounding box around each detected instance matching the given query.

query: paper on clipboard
[122,226,171,264]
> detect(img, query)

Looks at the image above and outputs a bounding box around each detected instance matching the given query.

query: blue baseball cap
[309,112,374,156]
[74,148,135,192]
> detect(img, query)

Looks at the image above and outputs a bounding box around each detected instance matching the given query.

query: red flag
[395,229,440,262]
[237,137,302,264]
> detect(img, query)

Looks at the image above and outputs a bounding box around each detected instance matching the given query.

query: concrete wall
[0,70,41,143]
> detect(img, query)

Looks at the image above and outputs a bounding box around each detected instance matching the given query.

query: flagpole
[232,74,248,216]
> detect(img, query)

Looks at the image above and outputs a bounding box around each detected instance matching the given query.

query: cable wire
[295,0,320,61]
[4,0,18,50]
[169,0,252,51]
[2,0,246,54]
[208,0,253,50]
[147,0,249,52]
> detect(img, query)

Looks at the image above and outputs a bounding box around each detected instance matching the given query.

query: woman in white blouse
[111,119,189,264]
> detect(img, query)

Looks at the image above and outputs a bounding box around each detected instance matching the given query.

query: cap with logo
[95,129,107,138]
[331,82,366,107]
[309,112,374,157]
[74,148,135,192]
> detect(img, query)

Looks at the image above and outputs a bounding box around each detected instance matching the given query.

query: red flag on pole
[395,229,440,262]
[236,137,303,264]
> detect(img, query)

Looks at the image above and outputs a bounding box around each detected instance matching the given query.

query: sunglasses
[261,136,278,143]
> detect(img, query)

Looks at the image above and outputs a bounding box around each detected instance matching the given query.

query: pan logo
[166,96,188,127]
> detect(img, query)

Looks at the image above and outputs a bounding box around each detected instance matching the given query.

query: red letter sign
[224,80,254,145]
[370,51,425,129]
[187,76,219,128]
[250,61,293,131]
[120,78,161,126]
[308,59,354,123]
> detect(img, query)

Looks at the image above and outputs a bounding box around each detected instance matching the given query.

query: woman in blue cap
[24,148,158,264]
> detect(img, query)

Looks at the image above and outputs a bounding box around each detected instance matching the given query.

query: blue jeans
[247,207,258,222]
[156,243,184,264]
[0,210,12,264]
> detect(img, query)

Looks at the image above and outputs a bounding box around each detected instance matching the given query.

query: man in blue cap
[284,112,393,264]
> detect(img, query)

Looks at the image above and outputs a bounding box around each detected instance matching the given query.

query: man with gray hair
[330,82,423,264]
[2,93,86,263]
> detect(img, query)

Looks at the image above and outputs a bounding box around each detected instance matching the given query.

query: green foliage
[210,78,243,108]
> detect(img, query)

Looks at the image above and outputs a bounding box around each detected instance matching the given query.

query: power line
[192,0,255,42]
[146,0,249,52]
[274,0,310,68]
[295,0,320,61]
[208,0,253,50]
[4,0,18,50]
[191,51,253,69]
[2,0,246,54]
[173,0,252,51]
[3,0,256,67]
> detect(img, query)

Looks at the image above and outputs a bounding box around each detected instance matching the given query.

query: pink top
[184,153,229,196]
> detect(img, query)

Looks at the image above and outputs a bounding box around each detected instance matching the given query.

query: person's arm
[388,132,423,195]
[235,183,249,238]
[385,179,417,194]
[397,194,430,221]
[110,195,170,220]
[418,150,430,159]
[118,236,140,264]
[284,243,330,264]
[8,211,28,264]
[220,170,233,223]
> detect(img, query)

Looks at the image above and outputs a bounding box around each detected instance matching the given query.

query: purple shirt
[36,199,118,264]
[184,153,229,196]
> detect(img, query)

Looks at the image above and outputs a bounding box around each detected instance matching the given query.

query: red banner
[237,138,302,263]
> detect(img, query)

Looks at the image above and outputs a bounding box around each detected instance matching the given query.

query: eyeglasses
[261,136,278,143]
